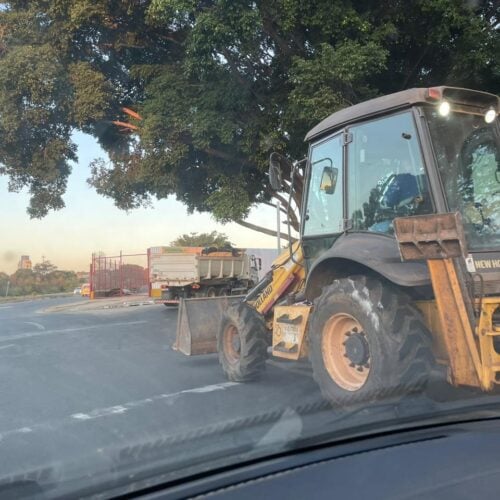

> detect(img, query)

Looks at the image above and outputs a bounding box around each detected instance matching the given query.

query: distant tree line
[0,260,80,297]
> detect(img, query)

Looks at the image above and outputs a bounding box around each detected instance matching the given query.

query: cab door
[302,132,344,265]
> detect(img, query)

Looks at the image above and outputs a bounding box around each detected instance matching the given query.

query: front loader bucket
[174,296,244,355]
[393,212,467,261]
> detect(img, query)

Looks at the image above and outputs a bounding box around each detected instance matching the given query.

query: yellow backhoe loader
[175,86,500,405]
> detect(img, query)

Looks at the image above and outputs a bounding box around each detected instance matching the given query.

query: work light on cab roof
[426,86,498,123]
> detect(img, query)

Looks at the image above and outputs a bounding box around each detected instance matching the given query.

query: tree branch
[221,49,262,101]
[272,191,291,208]
[401,45,431,89]
[202,146,249,164]
[236,219,297,242]
[261,200,288,215]
[270,194,299,230]
[179,132,254,166]
[259,8,294,58]
[159,33,184,46]
[280,172,303,209]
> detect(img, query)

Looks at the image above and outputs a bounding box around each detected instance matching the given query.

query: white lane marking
[0,305,13,309]
[24,321,46,331]
[0,427,33,440]
[72,406,128,420]
[0,382,239,441]
[0,320,148,344]
[0,344,15,351]
[70,382,238,421]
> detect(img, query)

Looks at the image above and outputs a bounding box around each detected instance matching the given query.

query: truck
[148,246,260,304]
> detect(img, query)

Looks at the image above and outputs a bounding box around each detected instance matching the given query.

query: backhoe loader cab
[302,86,499,293]
[176,86,500,406]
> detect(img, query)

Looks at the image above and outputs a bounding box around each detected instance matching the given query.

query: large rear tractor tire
[218,302,268,382]
[308,276,434,406]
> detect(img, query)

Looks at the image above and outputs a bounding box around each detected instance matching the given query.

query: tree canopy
[0,1,498,232]
[171,231,233,247]
[33,259,57,276]
[0,262,79,296]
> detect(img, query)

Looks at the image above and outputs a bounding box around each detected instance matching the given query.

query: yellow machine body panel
[251,242,306,316]
[272,304,312,360]
[476,297,500,389]
[417,295,500,390]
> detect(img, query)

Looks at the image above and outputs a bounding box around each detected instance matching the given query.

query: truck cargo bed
[149,249,253,287]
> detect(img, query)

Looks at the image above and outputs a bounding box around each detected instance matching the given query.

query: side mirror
[269,153,283,191]
[320,166,338,194]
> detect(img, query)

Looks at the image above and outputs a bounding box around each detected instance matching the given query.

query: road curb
[0,293,73,304]
[102,300,156,310]
[42,298,157,313]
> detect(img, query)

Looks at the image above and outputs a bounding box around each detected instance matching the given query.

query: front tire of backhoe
[218,302,268,382]
[309,276,433,406]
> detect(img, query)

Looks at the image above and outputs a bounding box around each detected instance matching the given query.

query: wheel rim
[223,324,241,364]
[322,313,370,391]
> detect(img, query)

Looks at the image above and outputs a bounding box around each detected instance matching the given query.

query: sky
[0,132,281,274]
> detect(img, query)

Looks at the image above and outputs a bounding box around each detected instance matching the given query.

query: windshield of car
[0,1,499,498]
[425,107,500,250]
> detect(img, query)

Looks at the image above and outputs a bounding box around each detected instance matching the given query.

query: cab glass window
[425,107,500,250]
[347,112,432,234]
[303,134,343,237]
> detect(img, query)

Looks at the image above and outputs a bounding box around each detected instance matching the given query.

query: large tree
[0,1,498,234]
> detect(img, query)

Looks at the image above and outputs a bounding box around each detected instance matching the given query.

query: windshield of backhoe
[425,107,500,250]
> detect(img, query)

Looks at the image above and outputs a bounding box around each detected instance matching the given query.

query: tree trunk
[235,219,297,242]
[271,192,300,231]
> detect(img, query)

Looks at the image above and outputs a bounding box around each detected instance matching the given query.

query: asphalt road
[0,297,326,496]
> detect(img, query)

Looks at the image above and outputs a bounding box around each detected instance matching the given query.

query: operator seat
[369,173,424,233]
